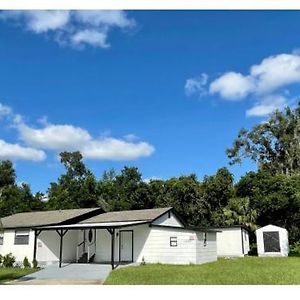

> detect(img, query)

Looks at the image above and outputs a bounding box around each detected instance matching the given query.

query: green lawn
[104,257,300,285]
[0,268,37,284]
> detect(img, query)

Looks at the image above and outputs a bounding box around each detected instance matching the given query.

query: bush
[248,243,258,256]
[0,254,3,266]
[23,256,31,268]
[290,242,300,257]
[32,258,38,269]
[2,253,16,268]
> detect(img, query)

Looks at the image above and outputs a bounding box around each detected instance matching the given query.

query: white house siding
[256,225,289,257]
[0,229,35,263]
[37,230,79,265]
[196,232,217,264]
[152,211,184,227]
[136,226,197,264]
[94,228,121,263]
[215,227,247,257]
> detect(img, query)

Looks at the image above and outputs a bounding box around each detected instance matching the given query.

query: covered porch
[32,220,147,269]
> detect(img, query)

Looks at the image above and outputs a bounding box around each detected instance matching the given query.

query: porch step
[78,253,88,263]
[78,253,95,263]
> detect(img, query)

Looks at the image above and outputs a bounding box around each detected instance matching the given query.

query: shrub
[2,253,16,268]
[0,254,3,267]
[140,257,146,266]
[32,258,38,269]
[248,243,258,256]
[23,256,31,268]
[290,242,300,257]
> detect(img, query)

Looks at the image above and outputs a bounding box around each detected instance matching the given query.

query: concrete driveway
[11,263,112,285]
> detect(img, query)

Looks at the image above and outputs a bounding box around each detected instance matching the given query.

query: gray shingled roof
[0,208,102,229]
[80,207,172,224]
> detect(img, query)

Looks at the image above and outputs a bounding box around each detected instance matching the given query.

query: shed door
[263,231,281,252]
[120,231,133,262]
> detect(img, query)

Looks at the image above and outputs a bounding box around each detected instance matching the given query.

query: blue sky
[1,10,300,193]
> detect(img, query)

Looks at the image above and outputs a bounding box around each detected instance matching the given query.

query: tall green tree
[201,167,234,224]
[236,170,300,243]
[227,104,300,176]
[47,151,100,210]
[0,160,43,217]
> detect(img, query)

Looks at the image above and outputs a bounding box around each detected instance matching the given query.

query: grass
[0,268,37,284]
[104,257,300,285]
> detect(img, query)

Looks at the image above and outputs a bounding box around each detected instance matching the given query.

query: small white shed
[209,226,250,257]
[256,224,289,257]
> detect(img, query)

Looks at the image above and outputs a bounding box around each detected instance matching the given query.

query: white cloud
[0,10,135,49]
[14,119,154,160]
[71,29,109,49]
[185,52,300,117]
[209,53,300,101]
[246,95,289,117]
[209,72,254,100]
[0,102,12,117]
[82,138,154,160]
[0,139,46,161]
[16,122,91,150]
[251,54,300,94]
[185,73,208,96]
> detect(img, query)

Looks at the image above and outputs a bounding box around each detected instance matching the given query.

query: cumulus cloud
[185,73,208,96]
[81,138,154,160]
[0,139,46,161]
[0,103,12,117]
[246,95,289,117]
[0,10,135,49]
[0,101,154,161]
[188,52,300,117]
[209,72,255,100]
[209,53,300,101]
[13,117,154,160]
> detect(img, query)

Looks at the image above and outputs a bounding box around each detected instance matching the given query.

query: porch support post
[111,228,115,270]
[56,229,68,268]
[33,230,41,262]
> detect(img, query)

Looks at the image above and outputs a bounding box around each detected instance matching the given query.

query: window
[14,230,30,245]
[170,236,177,247]
[263,231,280,252]
[203,232,207,247]
[0,233,3,245]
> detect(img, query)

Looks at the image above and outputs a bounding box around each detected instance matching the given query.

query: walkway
[10,263,112,285]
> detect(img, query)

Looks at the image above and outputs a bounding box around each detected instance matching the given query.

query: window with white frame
[0,233,3,245]
[14,230,30,245]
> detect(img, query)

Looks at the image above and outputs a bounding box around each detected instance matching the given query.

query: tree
[236,170,300,243]
[0,160,43,217]
[212,197,257,230]
[0,160,16,188]
[47,151,99,210]
[103,166,153,211]
[201,167,234,224]
[227,104,300,176]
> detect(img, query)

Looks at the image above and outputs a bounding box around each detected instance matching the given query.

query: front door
[119,230,133,262]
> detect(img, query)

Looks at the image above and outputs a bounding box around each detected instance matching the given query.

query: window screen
[14,230,30,245]
[170,237,177,247]
[263,231,280,252]
[0,233,3,245]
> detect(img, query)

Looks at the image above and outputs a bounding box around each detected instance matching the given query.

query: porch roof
[33,220,148,231]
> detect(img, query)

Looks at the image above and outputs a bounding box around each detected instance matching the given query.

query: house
[256,224,289,257]
[0,207,218,268]
[208,225,250,257]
